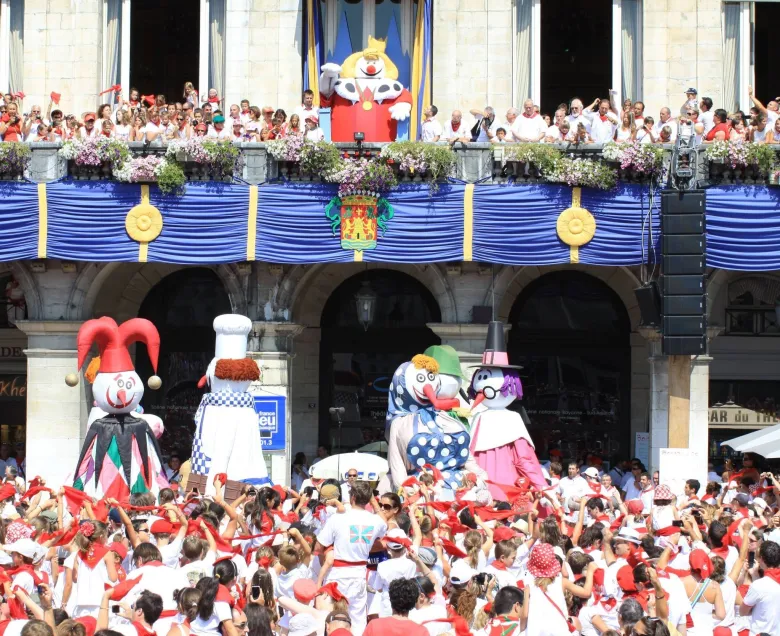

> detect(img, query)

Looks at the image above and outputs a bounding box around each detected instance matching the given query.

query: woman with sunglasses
[374,493,402,530]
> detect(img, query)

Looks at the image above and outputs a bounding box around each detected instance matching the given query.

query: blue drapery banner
[705,185,780,271]
[0,183,40,261]
[4,179,772,270]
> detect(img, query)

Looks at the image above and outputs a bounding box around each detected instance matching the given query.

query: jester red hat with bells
[66,317,169,499]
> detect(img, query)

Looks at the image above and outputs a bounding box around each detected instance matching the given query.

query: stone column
[248,321,304,487]
[15,321,86,488]
[426,323,504,379]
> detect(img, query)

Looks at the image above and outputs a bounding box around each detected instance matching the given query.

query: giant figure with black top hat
[468,321,548,501]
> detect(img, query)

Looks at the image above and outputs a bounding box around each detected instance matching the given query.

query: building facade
[0,0,778,486]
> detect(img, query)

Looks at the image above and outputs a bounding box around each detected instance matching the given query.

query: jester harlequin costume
[67,317,169,498]
[190,314,270,495]
[319,36,412,142]
[385,352,486,491]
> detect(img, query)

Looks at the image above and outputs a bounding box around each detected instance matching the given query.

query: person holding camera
[469,107,500,143]
[0,101,28,142]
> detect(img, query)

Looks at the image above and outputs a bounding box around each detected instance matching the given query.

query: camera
[251,585,261,600]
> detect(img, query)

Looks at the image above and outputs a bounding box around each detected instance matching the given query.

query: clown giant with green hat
[385,345,486,492]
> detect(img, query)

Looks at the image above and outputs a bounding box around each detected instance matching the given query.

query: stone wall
[23,0,102,118]
[224,0,302,113]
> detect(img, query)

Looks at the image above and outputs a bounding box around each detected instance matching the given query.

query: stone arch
[71,262,247,321]
[285,263,457,326]
[0,261,44,320]
[707,270,780,329]
[489,265,643,329]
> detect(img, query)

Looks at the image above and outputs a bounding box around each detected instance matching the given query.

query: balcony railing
[10,141,780,186]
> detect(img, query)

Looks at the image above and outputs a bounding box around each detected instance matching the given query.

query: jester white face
[471,367,515,409]
[93,371,144,414]
[403,363,441,406]
[355,55,386,80]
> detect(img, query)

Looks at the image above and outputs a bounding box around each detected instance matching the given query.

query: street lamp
[355,281,377,331]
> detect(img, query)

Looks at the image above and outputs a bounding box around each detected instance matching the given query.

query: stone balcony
[13,141,780,187]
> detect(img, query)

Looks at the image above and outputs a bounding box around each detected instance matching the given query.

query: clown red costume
[320,36,412,142]
[67,317,168,499]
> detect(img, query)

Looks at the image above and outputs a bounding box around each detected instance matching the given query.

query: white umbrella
[732,437,780,460]
[722,422,780,453]
[309,452,389,482]
[356,441,388,454]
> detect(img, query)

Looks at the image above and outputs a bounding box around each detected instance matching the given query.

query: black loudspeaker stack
[661,190,707,355]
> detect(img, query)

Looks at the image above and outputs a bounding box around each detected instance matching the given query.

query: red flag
[50,92,61,104]
[99,85,121,96]
[105,575,142,600]
[141,95,156,107]
[63,486,91,517]
[439,538,467,559]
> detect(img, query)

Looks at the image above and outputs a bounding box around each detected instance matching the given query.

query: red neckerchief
[522,112,534,119]
[208,96,220,104]
[764,568,780,585]
[141,560,165,568]
[600,597,617,611]
[451,121,461,132]
[599,114,609,122]
[132,622,155,636]
[9,564,43,586]
[491,561,508,571]
[117,565,127,582]
[215,583,236,608]
[241,109,250,115]
[129,100,139,108]
[595,514,610,524]
[80,544,110,568]
[710,545,729,558]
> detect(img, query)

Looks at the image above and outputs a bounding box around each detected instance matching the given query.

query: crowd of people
[1,84,780,147]
[0,446,776,636]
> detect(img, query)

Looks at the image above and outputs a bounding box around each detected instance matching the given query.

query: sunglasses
[177,118,184,122]
[347,473,358,478]
[379,503,396,511]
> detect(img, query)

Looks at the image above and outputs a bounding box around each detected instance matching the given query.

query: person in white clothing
[315,480,387,635]
[500,108,520,141]
[653,107,677,142]
[698,96,715,133]
[511,99,547,142]
[740,538,780,636]
[566,99,591,133]
[469,107,500,142]
[294,89,318,123]
[584,98,619,143]
[340,468,358,504]
[441,111,471,144]
[79,113,99,140]
[304,115,325,143]
[421,106,443,142]
[97,588,164,636]
[543,108,567,142]
[123,543,191,617]
[370,528,417,617]
[558,462,587,506]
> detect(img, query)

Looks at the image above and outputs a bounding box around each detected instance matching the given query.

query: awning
[722,421,780,457]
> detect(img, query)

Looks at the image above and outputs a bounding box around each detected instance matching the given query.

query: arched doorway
[136,268,232,460]
[319,270,442,452]
[507,272,631,461]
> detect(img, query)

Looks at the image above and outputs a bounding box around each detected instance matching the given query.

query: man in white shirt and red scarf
[315,480,387,635]
[510,99,547,142]
[442,110,470,144]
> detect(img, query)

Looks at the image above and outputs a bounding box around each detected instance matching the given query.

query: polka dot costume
[385,361,437,437]
[406,417,471,490]
[527,542,562,578]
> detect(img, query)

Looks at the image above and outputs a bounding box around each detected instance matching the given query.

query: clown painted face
[437,374,461,401]
[404,363,441,406]
[355,55,386,80]
[471,367,518,409]
[93,371,144,414]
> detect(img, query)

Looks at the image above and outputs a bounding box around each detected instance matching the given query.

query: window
[725,276,780,335]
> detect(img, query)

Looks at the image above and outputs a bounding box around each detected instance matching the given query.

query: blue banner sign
[253,395,287,452]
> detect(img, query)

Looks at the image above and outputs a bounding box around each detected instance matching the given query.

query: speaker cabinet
[635,284,661,326]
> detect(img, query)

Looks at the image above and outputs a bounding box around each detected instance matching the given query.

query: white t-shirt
[188,600,232,636]
[700,110,715,133]
[653,119,678,142]
[316,507,387,579]
[743,576,780,635]
[409,603,449,636]
[544,125,563,141]
[586,111,618,143]
[421,118,443,142]
[559,476,587,504]
[124,562,191,612]
[305,128,325,143]
[441,120,468,141]
[566,113,591,133]
[511,114,547,142]
[180,554,216,587]
[374,556,418,616]
[475,117,500,142]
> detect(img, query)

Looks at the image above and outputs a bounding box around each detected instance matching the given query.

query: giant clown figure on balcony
[468,321,548,502]
[65,317,169,498]
[320,36,412,142]
[190,314,270,495]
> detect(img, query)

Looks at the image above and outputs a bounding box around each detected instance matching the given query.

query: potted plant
[0,142,31,180]
[379,141,457,192]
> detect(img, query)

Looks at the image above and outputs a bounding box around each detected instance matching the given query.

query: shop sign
[0,347,23,359]
[254,395,286,451]
[708,406,779,427]
[0,375,26,399]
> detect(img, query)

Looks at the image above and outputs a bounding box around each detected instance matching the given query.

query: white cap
[584,467,600,479]
[288,613,318,636]
[213,314,252,359]
[385,528,409,550]
[449,559,477,585]
[6,538,40,559]
[616,527,642,545]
